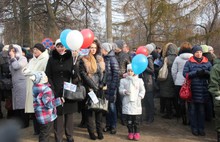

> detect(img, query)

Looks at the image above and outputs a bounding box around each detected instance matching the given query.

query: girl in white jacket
[119,64,145,141]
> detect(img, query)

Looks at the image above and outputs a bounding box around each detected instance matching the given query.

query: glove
[196,69,205,77]
[72,70,75,75]
[60,97,65,103]
[215,96,220,101]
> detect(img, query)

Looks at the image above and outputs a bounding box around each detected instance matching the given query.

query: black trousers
[39,121,53,142]
[13,109,29,128]
[126,115,141,133]
[86,109,103,134]
[54,113,73,142]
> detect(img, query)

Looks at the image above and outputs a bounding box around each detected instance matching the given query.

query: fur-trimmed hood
[51,49,72,61]
[162,42,178,58]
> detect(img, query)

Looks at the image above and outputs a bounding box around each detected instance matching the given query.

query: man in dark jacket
[101,43,119,134]
[114,40,131,125]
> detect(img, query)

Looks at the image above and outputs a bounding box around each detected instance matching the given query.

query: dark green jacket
[209,58,220,106]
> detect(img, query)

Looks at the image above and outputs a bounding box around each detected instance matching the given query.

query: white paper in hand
[88,91,99,104]
[63,82,77,92]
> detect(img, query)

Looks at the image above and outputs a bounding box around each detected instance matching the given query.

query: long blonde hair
[82,52,97,74]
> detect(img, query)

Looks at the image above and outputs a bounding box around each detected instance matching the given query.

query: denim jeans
[106,102,117,129]
[190,102,205,132]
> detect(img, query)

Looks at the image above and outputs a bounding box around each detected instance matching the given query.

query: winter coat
[159,43,178,98]
[115,51,131,78]
[45,49,78,115]
[103,50,120,102]
[79,54,105,98]
[119,75,145,115]
[171,53,193,86]
[209,58,220,107]
[140,55,154,93]
[183,56,212,103]
[9,45,28,110]
[24,50,49,113]
[33,83,62,124]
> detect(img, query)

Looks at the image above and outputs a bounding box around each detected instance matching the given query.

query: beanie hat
[192,45,203,54]
[34,43,45,52]
[101,43,113,53]
[115,40,125,49]
[201,44,209,53]
[150,43,156,49]
[127,64,132,71]
[145,44,154,54]
[55,39,62,46]
[31,71,48,84]
[208,46,213,51]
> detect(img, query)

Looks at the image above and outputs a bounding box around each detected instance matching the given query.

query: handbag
[157,57,168,81]
[88,97,109,112]
[179,74,192,100]
[0,78,12,90]
[63,81,86,101]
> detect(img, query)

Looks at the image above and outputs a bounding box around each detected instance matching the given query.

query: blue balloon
[131,54,148,75]
[60,29,71,49]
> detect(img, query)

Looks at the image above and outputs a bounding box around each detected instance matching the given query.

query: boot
[89,132,97,140]
[97,132,104,140]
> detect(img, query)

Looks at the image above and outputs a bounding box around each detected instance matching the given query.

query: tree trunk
[45,0,59,41]
[20,0,30,46]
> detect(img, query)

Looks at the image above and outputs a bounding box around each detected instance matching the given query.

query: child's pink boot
[133,133,140,141]
[128,133,134,140]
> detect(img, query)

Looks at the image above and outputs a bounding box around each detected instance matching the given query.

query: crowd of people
[0,39,220,142]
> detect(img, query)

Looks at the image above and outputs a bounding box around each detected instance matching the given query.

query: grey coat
[159,43,177,98]
[9,45,28,110]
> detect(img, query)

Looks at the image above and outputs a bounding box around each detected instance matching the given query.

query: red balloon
[136,46,149,56]
[81,29,95,49]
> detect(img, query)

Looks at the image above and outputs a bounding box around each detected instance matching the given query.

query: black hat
[192,45,202,54]
[33,43,45,52]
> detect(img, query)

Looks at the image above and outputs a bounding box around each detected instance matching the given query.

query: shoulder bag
[157,57,168,81]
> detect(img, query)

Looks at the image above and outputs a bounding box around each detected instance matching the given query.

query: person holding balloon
[119,64,145,140]
[101,43,120,134]
[45,39,78,142]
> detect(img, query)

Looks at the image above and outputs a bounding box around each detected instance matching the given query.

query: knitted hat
[30,71,48,84]
[201,45,209,53]
[208,46,213,51]
[114,40,125,49]
[150,43,156,49]
[55,39,62,46]
[127,64,132,71]
[145,44,154,54]
[33,43,45,52]
[101,43,113,53]
[192,45,203,54]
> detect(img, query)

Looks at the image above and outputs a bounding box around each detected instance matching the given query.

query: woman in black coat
[45,39,77,142]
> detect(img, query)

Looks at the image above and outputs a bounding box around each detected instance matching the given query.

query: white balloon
[66,30,84,50]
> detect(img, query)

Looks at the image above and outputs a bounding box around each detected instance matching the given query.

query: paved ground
[1,99,217,142]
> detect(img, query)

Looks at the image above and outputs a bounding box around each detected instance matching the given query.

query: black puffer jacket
[115,51,131,77]
[140,55,154,93]
[45,49,78,115]
[103,50,120,102]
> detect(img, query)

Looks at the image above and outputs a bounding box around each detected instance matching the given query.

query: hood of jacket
[179,53,193,60]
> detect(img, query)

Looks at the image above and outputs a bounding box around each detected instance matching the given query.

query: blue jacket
[103,50,119,100]
[183,56,212,103]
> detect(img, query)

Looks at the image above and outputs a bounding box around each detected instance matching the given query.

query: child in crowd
[29,71,64,142]
[119,64,145,140]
